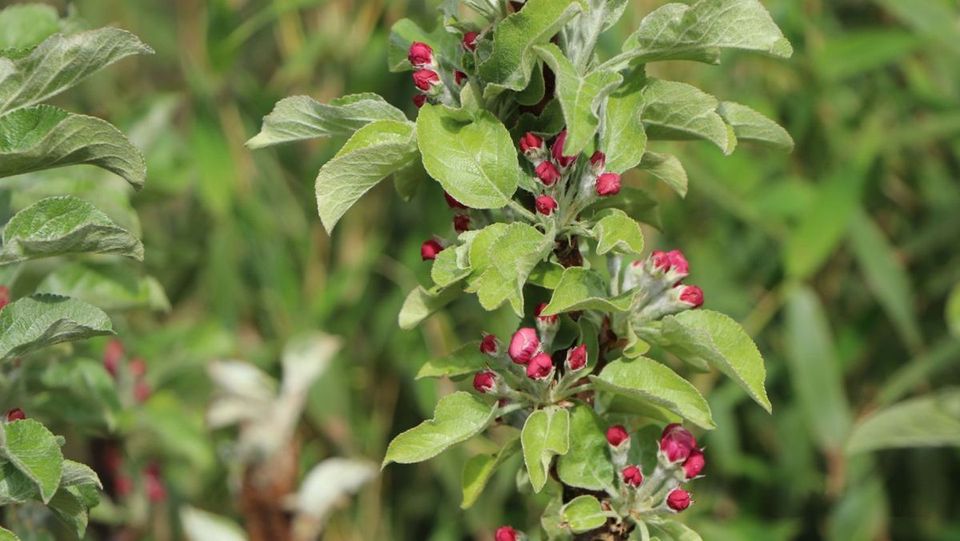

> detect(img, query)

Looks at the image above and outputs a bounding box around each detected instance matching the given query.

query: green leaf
[648,520,704,541]
[0,462,38,505]
[561,495,607,533]
[0,27,153,114]
[398,284,461,330]
[467,222,553,316]
[717,102,793,151]
[416,105,520,209]
[0,106,147,188]
[521,406,570,493]
[0,527,19,541]
[0,419,64,503]
[540,267,634,316]
[180,506,248,541]
[478,0,582,97]
[587,187,661,228]
[461,435,521,509]
[246,93,407,149]
[314,119,418,232]
[59,460,102,490]
[638,152,687,197]
[591,209,645,256]
[591,357,715,430]
[0,295,113,361]
[0,4,60,52]
[533,43,622,156]
[846,389,960,454]
[35,262,169,312]
[0,196,143,264]
[417,341,488,380]
[601,77,648,174]
[611,0,792,68]
[528,262,566,289]
[640,79,736,155]
[656,309,771,413]
[431,245,470,287]
[948,283,960,338]
[383,392,496,466]
[49,485,98,539]
[556,405,615,491]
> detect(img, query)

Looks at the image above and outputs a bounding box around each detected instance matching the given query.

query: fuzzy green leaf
[521,406,570,493]
[556,405,615,491]
[846,389,960,454]
[467,222,554,316]
[0,526,19,541]
[601,77,648,174]
[461,435,521,509]
[0,196,143,264]
[592,357,715,429]
[35,262,169,312]
[417,341,488,380]
[717,101,794,151]
[0,4,60,52]
[638,151,687,197]
[561,495,607,533]
[398,284,461,330]
[0,295,113,361]
[383,392,497,466]
[0,419,64,503]
[540,267,634,316]
[591,208,645,256]
[640,79,735,155]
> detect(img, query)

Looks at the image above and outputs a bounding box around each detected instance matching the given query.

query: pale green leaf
[556,405,615,491]
[534,43,622,156]
[0,106,147,187]
[601,77,648,174]
[564,0,630,70]
[592,357,715,430]
[528,262,566,289]
[398,284,461,330]
[0,462,37,505]
[846,389,960,454]
[717,101,793,151]
[417,341,488,380]
[592,208,645,256]
[416,105,520,209]
[314,119,418,232]
[247,93,407,149]
[0,196,142,264]
[431,245,470,287]
[948,283,960,338]
[0,419,64,503]
[521,406,570,493]
[0,4,60,52]
[561,495,606,533]
[35,262,169,312]
[649,520,703,541]
[181,506,248,541]
[467,222,553,315]
[640,79,735,155]
[292,458,376,523]
[638,151,687,197]
[0,526,19,541]
[59,460,102,490]
[0,27,153,115]
[540,267,634,316]
[49,485,98,539]
[461,435,521,509]
[383,392,496,466]
[655,309,771,413]
[0,294,113,361]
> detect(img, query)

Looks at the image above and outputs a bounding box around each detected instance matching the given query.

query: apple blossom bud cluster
[621,249,705,322]
[102,340,152,404]
[408,39,475,109]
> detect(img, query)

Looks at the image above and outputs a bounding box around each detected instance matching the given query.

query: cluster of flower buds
[105,444,167,503]
[103,340,152,404]
[0,285,9,310]
[408,41,471,109]
[623,249,704,321]
[605,423,705,514]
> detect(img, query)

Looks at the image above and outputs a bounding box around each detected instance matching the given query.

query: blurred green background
[7,0,960,539]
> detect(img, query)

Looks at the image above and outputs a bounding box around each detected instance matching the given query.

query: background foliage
[1,0,959,540]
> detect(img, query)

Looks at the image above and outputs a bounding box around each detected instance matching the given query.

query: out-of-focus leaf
[417,341,488,380]
[461,435,520,509]
[289,458,376,536]
[948,283,960,338]
[0,526,19,541]
[827,476,888,541]
[180,507,247,541]
[398,284,462,330]
[383,392,496,466]
[35,262,169,312]
[871,0,960,57]
[813,29,923,81]
[846,389,960,454]
[0,295,113,361]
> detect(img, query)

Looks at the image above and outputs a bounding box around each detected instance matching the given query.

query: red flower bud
[144,464,167,503]
[0,285,9,310]
[444,192,467,209]
[421,239,444,261]
[650,250,671,271]
[589,150,606,171]
[606,425,629,447]
[666,250,690,274]
[453,214,471,233]
[682,448,706,479]
[130,357,147,378]
[6,408,26,422]
[104,339,124,378]
[455,71,467,85]
[534,302,558,325]
[480,334,500,356]
[622,465,643,487]
[473,370,497,394]
[408,41,433,67]
[666,488,692,512]
[660,424,697,464]
[595,172,621,196]
[535,195,558,216]
[462,31,479,51]
[519,132,544,155]
[134,381,151,403]
[535,161,561,186]
[495,526,518,541]
[508,328,540,365]
[566,344,587,371]
[413,69,440,91]
[678,285,704,308]
[114,475,133,496]
[551,130,577,168]
[413,94,427,108]
[526,352,554,380]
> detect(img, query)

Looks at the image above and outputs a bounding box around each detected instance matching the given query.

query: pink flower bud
[621,465,643,487]
[535,161,561,186]
[413,94,427,108]
[595,172,621,196]
[134,381,151,403]
[678,285,704,308]
[526,352,554,380]
[144,463,167,503]
[104,339,124,378]
[408,41,433,67]
[6,408,26,422]
[660,424,697,464]
[566,344,587,371]
[666,250,690,274]
[130,357,147,378]
[453,214,471,233]
[508,328,540,365]
[495,526,518,541]
[115,475,133,496]
[473,371,497,394]
[519,132,544,155]
[0,285,9,310]
[455,71,467,85]
[462,31,479,51]
[589,150,606,172]
[413,69,440,91]
[666,488,692,512]
[682,448,705,479]
[480,334,500,356]
[606,425,629,447]
[535,195,557,216]
[534,302,558,325]
[551,130,577,168]
[421,239,444,261]
[444,192,467,209]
